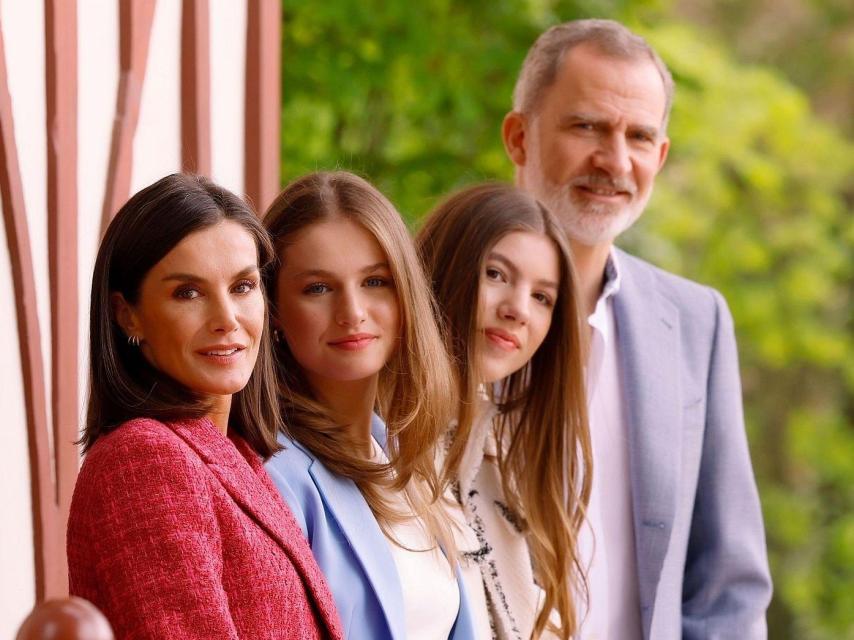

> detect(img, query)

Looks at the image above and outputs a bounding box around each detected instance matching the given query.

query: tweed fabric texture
[67,417,344,639]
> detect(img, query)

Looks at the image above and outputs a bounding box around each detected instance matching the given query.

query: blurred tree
[668,0,854,136]
[281,2,854,638]
[280,0,669,216]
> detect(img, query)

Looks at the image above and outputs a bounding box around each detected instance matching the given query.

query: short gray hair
[512,19,674,131]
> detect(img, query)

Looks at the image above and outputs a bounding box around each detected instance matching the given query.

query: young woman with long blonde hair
[418,183,592,639]
[263,171,483,639]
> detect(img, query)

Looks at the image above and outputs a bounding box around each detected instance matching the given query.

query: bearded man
[502,19,772,640]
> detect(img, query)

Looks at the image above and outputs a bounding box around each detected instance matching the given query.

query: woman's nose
[497,289,529,324]
[335,289,366,327]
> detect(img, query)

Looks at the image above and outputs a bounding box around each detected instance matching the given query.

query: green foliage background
[280,1,854,637]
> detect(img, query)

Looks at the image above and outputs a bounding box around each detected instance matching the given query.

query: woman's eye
[232,279,258,294]
[533,292,553,307]
[303,283,330,295]
[174,287,200,300]
[364,276,389,288]
[485,267,504,282]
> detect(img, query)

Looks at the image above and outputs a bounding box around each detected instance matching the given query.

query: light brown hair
[417,183,592,638]
[513,18,674,131]
[263,171,457,548]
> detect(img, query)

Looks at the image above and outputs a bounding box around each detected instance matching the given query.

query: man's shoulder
[615,247,727,319]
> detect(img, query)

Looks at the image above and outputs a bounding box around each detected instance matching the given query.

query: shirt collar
[588,249,622,327]
[600,249,622,302]
[585,249,621,394]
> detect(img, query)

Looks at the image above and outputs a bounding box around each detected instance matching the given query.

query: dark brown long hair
[417,182,592,639]
[83,173,282,457]
[264,171,456,549]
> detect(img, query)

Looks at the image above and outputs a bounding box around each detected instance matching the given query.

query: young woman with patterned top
[418,183,592,640]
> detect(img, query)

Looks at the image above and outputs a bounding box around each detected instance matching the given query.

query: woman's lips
[484,328,520,352]
[328,334,378,351]
[196,344,246,365]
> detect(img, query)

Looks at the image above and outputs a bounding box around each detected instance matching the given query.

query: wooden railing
[15,598,113,640]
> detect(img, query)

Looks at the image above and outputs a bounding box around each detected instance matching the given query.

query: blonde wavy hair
[263,171,457,552]
[417,183,592,638]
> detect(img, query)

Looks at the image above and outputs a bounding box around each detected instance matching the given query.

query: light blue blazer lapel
[613,250,681,623]
[300,432,407,640]
[449,563,478,639]
[371,413,388,451]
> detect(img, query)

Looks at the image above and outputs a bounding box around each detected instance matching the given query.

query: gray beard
[532,180,644,247]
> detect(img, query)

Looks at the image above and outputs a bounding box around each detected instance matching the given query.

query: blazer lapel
[300,438,407,640]
[612,251,681,629]
[168,419,342,636]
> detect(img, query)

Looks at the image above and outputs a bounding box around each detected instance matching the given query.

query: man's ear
[502,111,528,167]
[111,292,141,340]
[656,136,670,173]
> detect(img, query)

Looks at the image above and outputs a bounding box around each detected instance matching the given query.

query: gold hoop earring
[128,335,141,347]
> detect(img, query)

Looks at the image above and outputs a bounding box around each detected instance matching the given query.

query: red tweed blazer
[67,417,343,639]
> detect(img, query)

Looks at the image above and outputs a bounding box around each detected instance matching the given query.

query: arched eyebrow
[486,252,559,290]
[161,265,259,284]
[291,262,390,279]
[360,262,390,274]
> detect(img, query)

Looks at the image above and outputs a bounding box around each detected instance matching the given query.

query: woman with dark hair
[417,183,592,640]
[262,171,483,639]
[67,173,343,639]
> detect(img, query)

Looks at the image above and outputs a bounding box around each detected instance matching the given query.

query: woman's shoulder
[80,417,209,482]
[70,418,216,532]
[265,435,321,504]
[86,416,173,453]
[264,435,329,537]
[267,433,314,472]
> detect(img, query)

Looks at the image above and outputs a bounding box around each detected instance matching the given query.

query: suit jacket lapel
[300,437,407,640]
[613,250,681,627]
[169,419,342,636]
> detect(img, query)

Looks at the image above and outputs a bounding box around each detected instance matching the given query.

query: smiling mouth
[577,185,630,198]
[197,346,246,363]
[328,334,378,351]
[484,329,520,352]
[202,348,240,356]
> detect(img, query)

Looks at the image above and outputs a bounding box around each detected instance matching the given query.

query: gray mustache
[570,175,636,195]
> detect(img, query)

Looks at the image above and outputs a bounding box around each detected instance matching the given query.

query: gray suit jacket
[613,248,772,639]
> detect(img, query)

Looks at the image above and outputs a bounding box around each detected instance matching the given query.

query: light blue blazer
[614,249,772,639]
[265,414,479,640]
